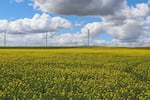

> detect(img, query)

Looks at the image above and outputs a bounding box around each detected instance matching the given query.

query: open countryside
[1,0,150,100]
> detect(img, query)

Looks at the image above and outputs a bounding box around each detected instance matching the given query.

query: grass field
[0,47,150,99]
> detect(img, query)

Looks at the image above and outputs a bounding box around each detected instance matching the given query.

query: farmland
[0,47,150,99]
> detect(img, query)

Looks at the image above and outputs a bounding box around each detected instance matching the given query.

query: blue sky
[127,0,148,6]
[0,0,35,19]
[0,0,150,46]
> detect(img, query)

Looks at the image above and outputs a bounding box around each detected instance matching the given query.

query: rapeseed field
[0,47,150,99]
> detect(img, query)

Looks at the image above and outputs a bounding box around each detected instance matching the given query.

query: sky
[0,0,150,46]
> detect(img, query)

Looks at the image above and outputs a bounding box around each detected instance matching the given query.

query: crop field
[0,47,150,100]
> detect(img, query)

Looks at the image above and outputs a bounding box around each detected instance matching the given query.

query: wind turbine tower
[4,31,6,47]
[46,32,48,47]
[88,29,90,46]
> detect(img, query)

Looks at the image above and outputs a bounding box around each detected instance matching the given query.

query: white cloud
[124,3,150,18]
[148,0,150,5]
[81,22,106,38]
[0,20,8,33]
[15,0,24,3]
[74,22,83,27]
[9,0,24,3]
[32,0,126,16]
[0,13,71,34]
[82,18,149,43]
[106,17,149,42]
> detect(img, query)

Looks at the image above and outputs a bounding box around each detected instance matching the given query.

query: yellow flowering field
[0,47,150,99]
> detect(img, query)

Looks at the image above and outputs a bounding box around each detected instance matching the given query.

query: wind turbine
[87,25,94,46]
[46,32,48,47]
[45,32,54,47]
[45,21,68,47]
[88,29,90,46]
[4,31,6,47]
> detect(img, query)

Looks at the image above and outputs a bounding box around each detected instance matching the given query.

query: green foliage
[0,47,150,99]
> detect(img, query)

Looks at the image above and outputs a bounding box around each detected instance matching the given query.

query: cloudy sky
[0,0,150,46]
